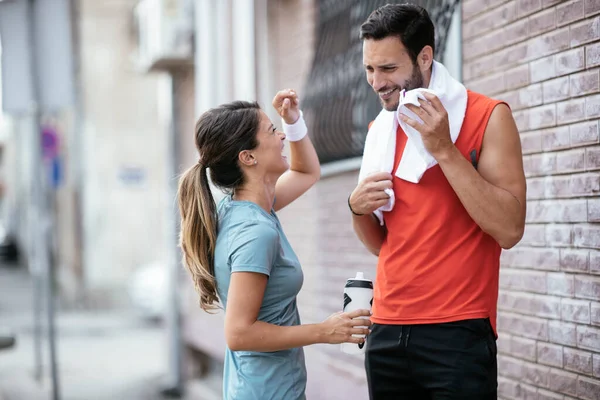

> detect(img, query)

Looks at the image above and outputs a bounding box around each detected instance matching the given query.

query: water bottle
[341,272,373,355]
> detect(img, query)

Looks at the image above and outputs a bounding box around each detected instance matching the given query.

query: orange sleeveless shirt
[371,90,506,336]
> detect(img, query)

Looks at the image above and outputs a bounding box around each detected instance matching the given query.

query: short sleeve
[228,220,279,276]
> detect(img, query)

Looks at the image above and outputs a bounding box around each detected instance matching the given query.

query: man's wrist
[348,195,364,216]
[432,142,459,164]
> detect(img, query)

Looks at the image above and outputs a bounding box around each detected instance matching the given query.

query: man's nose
[371,72,386,92]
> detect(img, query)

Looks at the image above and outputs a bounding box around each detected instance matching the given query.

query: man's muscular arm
[402,95,526,249]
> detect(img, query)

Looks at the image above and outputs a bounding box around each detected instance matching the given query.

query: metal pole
[161,71,183,398]
[25,0,44,385]
[26,0,61,398]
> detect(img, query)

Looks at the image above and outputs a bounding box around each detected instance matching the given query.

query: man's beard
[379,64,424,112]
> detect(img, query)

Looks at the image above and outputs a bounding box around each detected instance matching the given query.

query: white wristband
[282,110,307,142]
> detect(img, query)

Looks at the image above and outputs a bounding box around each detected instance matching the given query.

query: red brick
[529,7,557,36]
[589,198,600,221]
[575,274,600,299]
[561,298,592,323]
[549,320,578,346]
[586,42,600,67]
[585,0,600,15]
[561,249,590,272]
[537,342,564,367]
[557,148,587,172]
[543,76,570,103]
[547,368,579,396]
[529,199,588,223]
[557,48,587,77]
[570,16,600,47]
[564,347,594,375]
[574,225,600,248]
[557,98,586,124]
[500,268,548,293]
[542,126,571,150]
[510,335,538,361]
[557,0,585,26]
[521,131,543,154]
[586,146,600,169]
[518,0,542,17]
[546,224,573,246]
[571,120,599,146]
[585,93,600,117]
[498,312,549,340]
[570,69,600,96]
[577,376,600,399]
[531,54,556,83]
[528,27,570,61]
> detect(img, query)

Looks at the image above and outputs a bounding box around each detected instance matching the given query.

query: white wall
[79,0,169,305]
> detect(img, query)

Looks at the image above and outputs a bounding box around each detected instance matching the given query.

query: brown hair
[360,4,435,64]
[177,101,261,311]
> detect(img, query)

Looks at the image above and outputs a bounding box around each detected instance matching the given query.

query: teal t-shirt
[214,195,306,400]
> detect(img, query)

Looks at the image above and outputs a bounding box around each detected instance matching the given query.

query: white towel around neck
[358,60,468,225]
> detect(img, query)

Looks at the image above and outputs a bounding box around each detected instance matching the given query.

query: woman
[177,89,371,400]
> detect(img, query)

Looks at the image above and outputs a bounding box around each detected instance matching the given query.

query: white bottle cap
[355,272,365,280]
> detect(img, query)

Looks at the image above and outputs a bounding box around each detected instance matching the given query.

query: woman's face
[250,110,289,177]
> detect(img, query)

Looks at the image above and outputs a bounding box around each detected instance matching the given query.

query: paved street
[0,263,222,400]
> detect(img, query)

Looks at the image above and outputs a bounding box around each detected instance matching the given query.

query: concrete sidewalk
[0,264,222,400]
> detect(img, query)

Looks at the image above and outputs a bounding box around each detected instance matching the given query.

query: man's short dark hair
[360,4,435,64]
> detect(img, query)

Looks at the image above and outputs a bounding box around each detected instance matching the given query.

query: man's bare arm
[435,104,526,249]
[352,213,386,256]
[349,172,392,256]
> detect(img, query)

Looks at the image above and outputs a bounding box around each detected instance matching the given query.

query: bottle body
[341,272,373,355]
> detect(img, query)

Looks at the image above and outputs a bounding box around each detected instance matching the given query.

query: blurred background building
[0,0,599,399]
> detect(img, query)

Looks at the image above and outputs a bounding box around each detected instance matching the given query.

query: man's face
[363,36,424,112]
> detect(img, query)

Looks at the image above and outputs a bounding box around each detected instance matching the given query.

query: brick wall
[463,0,600,398]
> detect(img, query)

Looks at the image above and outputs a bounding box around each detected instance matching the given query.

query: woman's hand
[319,309,372,344]
[272,88,300,125]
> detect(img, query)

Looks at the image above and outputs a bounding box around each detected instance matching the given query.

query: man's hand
[272,88,300,125]
[349,172,393,215]
[400,92,454,159]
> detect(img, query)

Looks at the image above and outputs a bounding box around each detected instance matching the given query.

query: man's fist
[349,172,393,215]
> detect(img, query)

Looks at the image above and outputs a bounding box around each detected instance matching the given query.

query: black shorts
[365,318,498,400]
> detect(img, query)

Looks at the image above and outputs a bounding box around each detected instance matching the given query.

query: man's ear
[238,150,256,167]
[417,45,434,72]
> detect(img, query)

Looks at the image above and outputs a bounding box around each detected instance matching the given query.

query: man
[348,4,526,400]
